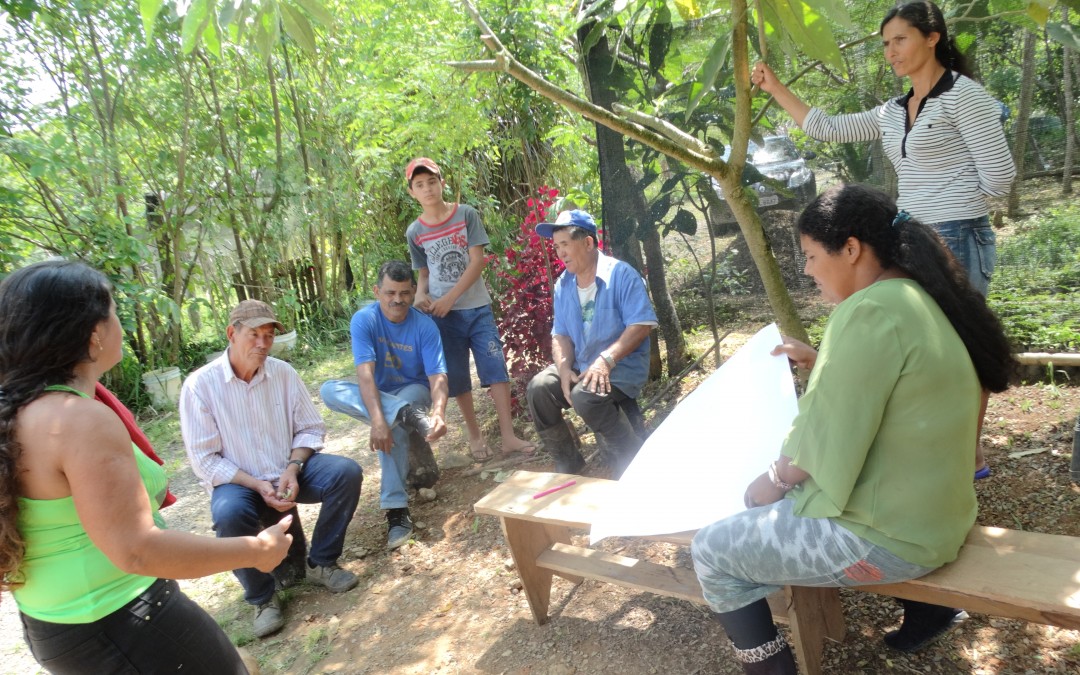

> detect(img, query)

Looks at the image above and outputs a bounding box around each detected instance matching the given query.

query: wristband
[768,461,795,491]
[600,351,616,369]
[288,458,305,473]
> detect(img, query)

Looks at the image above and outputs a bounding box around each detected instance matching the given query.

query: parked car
[711,135,817,229]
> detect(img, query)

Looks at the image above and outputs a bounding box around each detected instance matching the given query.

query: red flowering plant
[492,187,564,412]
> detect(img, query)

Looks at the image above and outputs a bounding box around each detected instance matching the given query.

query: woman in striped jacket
[752,1,1015,299]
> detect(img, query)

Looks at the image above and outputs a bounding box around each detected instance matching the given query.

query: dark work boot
[405,429,440,489]
[537,420,585,475]
[712,598,798,675]
[884,600,967,652]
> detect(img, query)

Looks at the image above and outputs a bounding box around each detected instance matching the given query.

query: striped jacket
[803,71,1016,224]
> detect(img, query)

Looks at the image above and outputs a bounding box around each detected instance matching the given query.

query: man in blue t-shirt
[320,261,449,550]
[527,210,658,478]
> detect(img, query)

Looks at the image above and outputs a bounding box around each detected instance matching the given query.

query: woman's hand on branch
[751,62,781,95]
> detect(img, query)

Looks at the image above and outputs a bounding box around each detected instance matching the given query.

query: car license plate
[759,195,779,207]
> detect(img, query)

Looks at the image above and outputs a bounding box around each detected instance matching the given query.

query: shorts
[931,216,996,296]
[432,304,510,397]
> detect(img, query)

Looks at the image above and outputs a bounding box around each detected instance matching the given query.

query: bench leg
[785,586,845,675]
[500,518,580,625]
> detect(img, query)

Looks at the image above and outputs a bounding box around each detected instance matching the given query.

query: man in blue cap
[527,210,658,477]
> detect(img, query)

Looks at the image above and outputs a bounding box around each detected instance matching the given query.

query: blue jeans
[320,380,431,510]
[22,579,247,674]
[931,216,995,296]
[211,453,362,605]
[431,305,510,397]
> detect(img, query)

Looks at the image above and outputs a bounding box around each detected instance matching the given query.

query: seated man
[180,299,363,639]
[528,210,658,477]
[320,260,449,551]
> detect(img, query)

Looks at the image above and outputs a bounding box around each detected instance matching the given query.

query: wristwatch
[600,351,616,369]
[287,459,305,473]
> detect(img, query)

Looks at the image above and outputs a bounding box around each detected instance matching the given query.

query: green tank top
[13,385,168,624]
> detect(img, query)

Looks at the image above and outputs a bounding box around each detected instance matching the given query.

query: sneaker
[399,405,433,439]
[253,595,285,638]
[306,562,358,593]
[386,507,414,550]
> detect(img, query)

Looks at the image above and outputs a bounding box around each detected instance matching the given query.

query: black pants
[20,579,247,674]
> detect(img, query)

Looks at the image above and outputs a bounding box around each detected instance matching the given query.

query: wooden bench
[474,470,1080,675]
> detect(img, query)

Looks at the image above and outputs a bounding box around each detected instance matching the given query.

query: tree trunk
[1008,31,1037,217]
[1063,7,1075,195]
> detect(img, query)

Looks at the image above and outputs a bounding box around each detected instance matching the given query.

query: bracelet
[768,461,795,491]
[600,351,616,369]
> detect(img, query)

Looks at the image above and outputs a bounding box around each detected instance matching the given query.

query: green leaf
[140,0,164,44]
[1026,0,1051,25]
[202,9,222,57]
[687,34,730,121]
[1061,0,1080,12]
[672,0,701,21]
[281,4,317,53]
[295,0,335,27]
[29,163,46,178]
[764,0,845,72]
[254,6,279,61]
[803,0,854,31]
[180,0,211,55]
[1046,21,1080,51]
[669,208,697,236]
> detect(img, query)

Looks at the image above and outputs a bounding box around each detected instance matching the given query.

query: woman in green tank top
[0,261,293,674]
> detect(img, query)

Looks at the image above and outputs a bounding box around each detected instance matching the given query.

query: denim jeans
[21,579,248,674]
[320,380,431,510]
[431,305,510,396]
[211,452,362,605]
[931,215,996,296]
[691,498,936,613]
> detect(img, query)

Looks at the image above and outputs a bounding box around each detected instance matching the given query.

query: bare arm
[429,245,486,317]
[415,267,432,312]
[552,334,579,403]
[752,62,812,127]
[425,372,449,441]
[65,405,290,578]
[578,324,653,395]
[356,362,393,453]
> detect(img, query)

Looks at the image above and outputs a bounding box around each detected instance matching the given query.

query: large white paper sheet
[590,323,798,544]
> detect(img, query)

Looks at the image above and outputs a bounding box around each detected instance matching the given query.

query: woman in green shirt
[691,185,1013,675]
[0,260,294,674]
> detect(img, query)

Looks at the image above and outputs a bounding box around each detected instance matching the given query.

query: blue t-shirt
[551,252,657,398]
[350,303,447,390]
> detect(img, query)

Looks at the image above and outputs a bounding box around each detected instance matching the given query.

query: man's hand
[743,472,787,509]
[275,466,300,503]
[771,336,818,371]
[426,413,447,442]
[254,514,294,572]
[369,419,394,453]
[558,367,581,404]
[428,295,455,318]
[579,356,612,396]
[255,479,295,512]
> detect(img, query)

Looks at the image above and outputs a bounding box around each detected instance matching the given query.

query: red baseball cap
[405,157,442,182]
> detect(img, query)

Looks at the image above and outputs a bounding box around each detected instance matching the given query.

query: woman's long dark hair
[882,1,973,79]
[0,260,112,590]
[797,184,1013,392]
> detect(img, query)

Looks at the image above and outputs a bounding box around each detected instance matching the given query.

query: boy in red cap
[404,157,534,460]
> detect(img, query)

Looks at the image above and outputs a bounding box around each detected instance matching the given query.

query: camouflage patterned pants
[691,498,936,613]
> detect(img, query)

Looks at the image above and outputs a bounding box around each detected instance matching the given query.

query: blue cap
[535,209,597,239]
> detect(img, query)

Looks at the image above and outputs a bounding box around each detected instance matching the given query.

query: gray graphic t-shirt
[406,204,492,310]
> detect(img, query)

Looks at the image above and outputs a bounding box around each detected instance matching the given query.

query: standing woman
[752,0,1015,297]
[0,260,292,674]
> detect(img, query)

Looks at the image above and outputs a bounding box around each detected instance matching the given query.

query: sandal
[468,437,495,462]
[500,441,537,457]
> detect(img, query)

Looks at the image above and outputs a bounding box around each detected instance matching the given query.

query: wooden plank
[537,542,708,606]
[785,586,846,675]
[475,471,618,530]
[858,532,1080,629]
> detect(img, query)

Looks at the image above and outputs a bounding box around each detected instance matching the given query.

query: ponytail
[797,185,1014,392]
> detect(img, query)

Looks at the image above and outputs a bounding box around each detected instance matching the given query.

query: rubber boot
[884,599,966,652]
[405,429,440,489]
[538,419,585,474]
[712,599,798,675]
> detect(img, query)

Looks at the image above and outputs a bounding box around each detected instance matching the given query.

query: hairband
[891,210,911,228]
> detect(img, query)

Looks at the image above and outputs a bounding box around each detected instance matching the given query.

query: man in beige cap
[180,300,363,638]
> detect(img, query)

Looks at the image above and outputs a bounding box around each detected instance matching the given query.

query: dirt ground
[2,332,1077,675]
